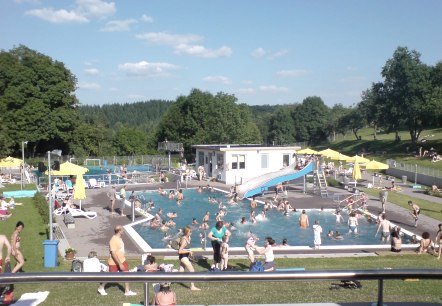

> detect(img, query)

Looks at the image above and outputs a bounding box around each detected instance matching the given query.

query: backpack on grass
[71,259,83,272]
[249,261,264,272]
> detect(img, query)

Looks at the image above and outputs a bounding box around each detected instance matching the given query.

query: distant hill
[79,100,173,130]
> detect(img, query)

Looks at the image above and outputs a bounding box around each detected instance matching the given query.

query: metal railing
[1,269,441,306]
[387,159,442,178]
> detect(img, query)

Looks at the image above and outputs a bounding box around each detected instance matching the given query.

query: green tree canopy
[0,45,79,156]
[156,89,262,156]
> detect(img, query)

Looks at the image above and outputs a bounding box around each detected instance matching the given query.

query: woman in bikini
[11,221,25,273]
[178,226,200,291]
[299,210,309,228]
[418,232,432,254]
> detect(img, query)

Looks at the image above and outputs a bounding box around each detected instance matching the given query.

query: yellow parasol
[318,148,342,159]
[365,160,389,170]
[352,162,362,187]
[45,161,89,176]
[346,155,370,164]
[73,173,87,210]
[297,148,318,155]
[331,153,351,161]
[0,156,22,168]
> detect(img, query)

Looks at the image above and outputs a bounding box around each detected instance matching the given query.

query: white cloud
[346,66,358,71]
[259,85,289,93]
[237,87,256,94]
[84,68,99,75]
[203,76,231,84]
[78,82,101,90]
[268,49,288,60]
[25,0,115,23]
[276,69,309,77]
[109,87,118,91]
[25,8,89,23]
[251,47,266,58]
[118,60,179,77]
[141,14,153,22]
[136,31,232,58]
[76,0,116,18]
[174,44,232,58]
[136,32,202,45]
[100,19,137,32]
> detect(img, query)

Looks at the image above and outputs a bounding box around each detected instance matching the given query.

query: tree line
[0,45,441,161]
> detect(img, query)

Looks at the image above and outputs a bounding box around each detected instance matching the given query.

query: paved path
[58,172,442,259]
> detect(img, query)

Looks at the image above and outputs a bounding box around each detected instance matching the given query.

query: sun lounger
[67,207,97,219]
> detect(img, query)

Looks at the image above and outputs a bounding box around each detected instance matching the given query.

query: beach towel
[10,291,49,306]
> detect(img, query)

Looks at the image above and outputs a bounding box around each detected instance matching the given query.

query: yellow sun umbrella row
[296,148,388,170]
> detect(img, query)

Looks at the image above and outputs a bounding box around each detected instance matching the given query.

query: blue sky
[1,0,441,106]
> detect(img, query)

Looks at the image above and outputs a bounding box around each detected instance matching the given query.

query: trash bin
[43,240,59,268]
[402,175,407,184]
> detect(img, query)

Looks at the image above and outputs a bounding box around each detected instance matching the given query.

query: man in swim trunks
[376,214,392,242]
[408,201,420,227]
[299,210,309,228]
[107,225,136,296]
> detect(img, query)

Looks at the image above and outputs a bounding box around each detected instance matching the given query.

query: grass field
[324,127,442,171]
[1,184,442,305]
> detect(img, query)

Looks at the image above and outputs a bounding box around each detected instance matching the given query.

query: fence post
[376,278,384,306]
[144,282,149,306]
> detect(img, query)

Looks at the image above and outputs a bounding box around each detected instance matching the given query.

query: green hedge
[33,192,51,224]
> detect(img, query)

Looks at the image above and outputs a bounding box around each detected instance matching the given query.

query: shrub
[326,177,341,187]
[33,192,51,224]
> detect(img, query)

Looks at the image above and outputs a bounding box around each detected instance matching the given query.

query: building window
[232,154,246,170]
[283,154,290,167]
[261,154,269,169]
[217,154,224,170]
[198,152,204,166]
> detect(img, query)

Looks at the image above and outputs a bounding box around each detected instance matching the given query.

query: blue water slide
[237,162,315,199]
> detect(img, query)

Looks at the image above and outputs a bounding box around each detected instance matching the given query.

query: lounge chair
[67,207,97,219]
[88,178,100,188]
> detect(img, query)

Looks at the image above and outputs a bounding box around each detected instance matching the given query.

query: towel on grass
[11,291,49,306]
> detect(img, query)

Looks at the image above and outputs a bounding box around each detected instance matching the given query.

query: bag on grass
[250,261,264,272]
[71,259,83,272]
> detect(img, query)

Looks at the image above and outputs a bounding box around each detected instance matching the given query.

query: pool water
[132,189,408,249]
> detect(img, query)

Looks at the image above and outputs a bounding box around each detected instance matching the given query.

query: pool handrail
[1,269,441,306]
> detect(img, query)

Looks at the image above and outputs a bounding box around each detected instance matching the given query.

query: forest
[0,45,441,160]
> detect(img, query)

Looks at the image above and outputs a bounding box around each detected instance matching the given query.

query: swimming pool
[131,189,414,249]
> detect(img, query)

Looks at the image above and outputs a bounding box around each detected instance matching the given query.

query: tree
[381,47,442,145]
[292,96,330,144]
[268,106,295,145]
[156,89,262,156]
[338,107,366,140]
[359,83,386,140]
[113,126,148,155]
[327,103,350,141]
[0,45,79,156]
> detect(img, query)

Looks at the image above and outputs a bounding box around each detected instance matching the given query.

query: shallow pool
[132,189,411,249]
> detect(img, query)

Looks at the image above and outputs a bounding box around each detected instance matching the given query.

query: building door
[208,153,213,177]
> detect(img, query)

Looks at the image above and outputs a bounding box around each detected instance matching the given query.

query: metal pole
[131,197,135,223]
[21,142,25,190]
[144,282,149,306]
[376,278,384,306]
[414,164,417,186]
[48,151,53,241]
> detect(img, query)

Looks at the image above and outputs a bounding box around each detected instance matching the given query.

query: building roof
[192,144,300,151]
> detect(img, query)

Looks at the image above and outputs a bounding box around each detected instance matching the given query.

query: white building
[192,144,300,185]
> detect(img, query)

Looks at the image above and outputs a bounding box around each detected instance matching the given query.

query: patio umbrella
[352,162,362,187]
[365,160,389,170]
[0,156,22,168]
[346,155,370,164]
[365,160,389,187]
[73,173,86,210]
[45,161,89,176]
[331,153,351,161]
[297,148,318,155]
[318,148,341,159]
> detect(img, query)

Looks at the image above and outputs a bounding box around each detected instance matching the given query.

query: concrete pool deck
[55,171,442,259]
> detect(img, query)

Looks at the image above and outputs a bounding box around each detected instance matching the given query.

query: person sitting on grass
[152,282,176,305]
[418,232,433,254]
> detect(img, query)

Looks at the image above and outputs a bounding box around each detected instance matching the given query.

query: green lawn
[362,187,442,221]
[1,184,442,305]
[323,127,442,171]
